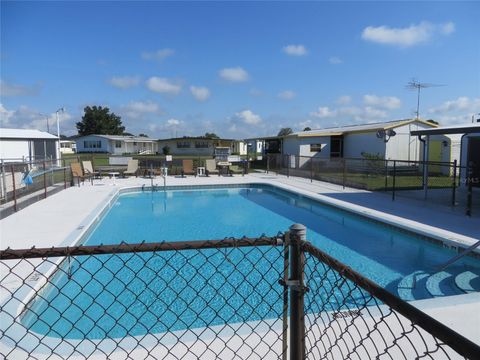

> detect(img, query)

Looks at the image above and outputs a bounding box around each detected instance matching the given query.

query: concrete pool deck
[0,172,479,356]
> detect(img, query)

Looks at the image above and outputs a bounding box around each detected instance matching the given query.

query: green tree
[303,127,311,131]
[162,145,171,155]
[76,106,125,136]
[277,127,293,137]
[205,132,220,139]
[138,133,149,137]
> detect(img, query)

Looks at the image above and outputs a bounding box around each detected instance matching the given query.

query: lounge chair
[123,159,139,177]
[205,159,219,176]
[82,161,101,179]
[229,164,245,176]
[71,162,93,186]
[181,159,196,177]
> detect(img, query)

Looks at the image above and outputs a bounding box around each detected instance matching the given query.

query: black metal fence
[0,158,72,217]
[264,154,478,216]
[1,225,478,359]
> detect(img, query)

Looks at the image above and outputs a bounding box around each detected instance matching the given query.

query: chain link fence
[1,226,478,359]
[264,154,478,216]
[0,158,72,217]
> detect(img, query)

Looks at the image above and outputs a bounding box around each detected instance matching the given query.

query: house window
[310,144,323,152]
[177,141,191,148]
[195,141,209,148]
[115,141,122,148]
[330,136,343,158]
[84,140,102,149]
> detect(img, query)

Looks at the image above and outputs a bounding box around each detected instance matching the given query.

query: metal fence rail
[1,227,479,359]
[0,158,72,216]
[264,154,478,216]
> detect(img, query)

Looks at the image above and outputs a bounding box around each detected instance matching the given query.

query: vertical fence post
[452,159,457,207]
[289,223,306,360]
[310,158,313,183]
[1,160,7,202]
[392,160,396,201]
[266,154,270,174]
[287,155,290,178]
[63,159,67,189]
[43,161,47,199]
[342,158,346,190]
[11,165,17,212]
[466,163,473,217]
[384,159,388,191]
[282,231,290,360]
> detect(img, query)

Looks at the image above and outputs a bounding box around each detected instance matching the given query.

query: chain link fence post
[289,223,306,360]
[392,160,396,201]
[11,165,17,212]
[43,161,47,199]
[466,162,473,216]
[452,159,457,207]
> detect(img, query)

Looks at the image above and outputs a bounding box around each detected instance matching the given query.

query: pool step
[397,271,431,301]
[455,269,480,293]
[425,270,463,298]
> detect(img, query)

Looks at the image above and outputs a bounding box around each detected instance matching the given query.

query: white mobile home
[0,128,59,162]
[157,137,235,156]
[283,119,437,161]
[75,135,158,154]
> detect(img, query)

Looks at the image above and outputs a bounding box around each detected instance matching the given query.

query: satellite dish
[376,130,385,139]
[386,129,396,137]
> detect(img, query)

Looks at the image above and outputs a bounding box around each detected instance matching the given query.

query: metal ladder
[437,239,480,271]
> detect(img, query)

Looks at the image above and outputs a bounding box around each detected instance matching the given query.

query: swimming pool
[22,185,480,339]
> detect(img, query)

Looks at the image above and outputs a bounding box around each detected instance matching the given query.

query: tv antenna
[406,79,445,120]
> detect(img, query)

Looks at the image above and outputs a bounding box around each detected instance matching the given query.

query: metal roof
[411,123,480,136]
[76,134,157,142]
[290,119,437,138]
[0,128,59,140]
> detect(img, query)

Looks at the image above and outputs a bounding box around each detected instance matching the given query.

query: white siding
[385,123,433,160]
[0,140,30,160]
[283,136,331,158]
[343,133,386,159]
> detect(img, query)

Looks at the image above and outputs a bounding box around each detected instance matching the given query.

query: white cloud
[310,105,388,122]
[219,67,249,82]
[141,48,175,61]
[235,110,262,125]
[190,86,211,101]
[361,21,455,47]
[166,118,182,127]
[429,97,480,113]
[278,90,296,100]
[283,44,308,56]
[146,77,181,94]
[0,104,73,133]
[336,95,352,105]
[363,95,401,109]
[310,107,336,118]
[0,80,40,96]
[329,56,343,65]
[122,101,161,119]
[108,76,140,89]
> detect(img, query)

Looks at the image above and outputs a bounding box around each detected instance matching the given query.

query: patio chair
[70,162,93,186]
[229,164,245,176]
[205,159,219,176]
[82,161,101,179]
[123,159,139,177]
[181,159,196,177]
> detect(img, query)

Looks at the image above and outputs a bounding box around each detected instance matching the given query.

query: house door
[428,140,442,173]
[467,137,480,187]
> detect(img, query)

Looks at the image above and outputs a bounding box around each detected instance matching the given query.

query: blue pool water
[23,186,480,339]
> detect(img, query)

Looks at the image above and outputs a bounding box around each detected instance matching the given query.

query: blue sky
[1,1,479,138]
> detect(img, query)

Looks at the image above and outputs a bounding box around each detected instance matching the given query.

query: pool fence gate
[1,224,479,359]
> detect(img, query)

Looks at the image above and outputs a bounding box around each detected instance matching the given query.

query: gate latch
[278,279,309,293]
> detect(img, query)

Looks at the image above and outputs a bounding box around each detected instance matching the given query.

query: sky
[1,1,479,138]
